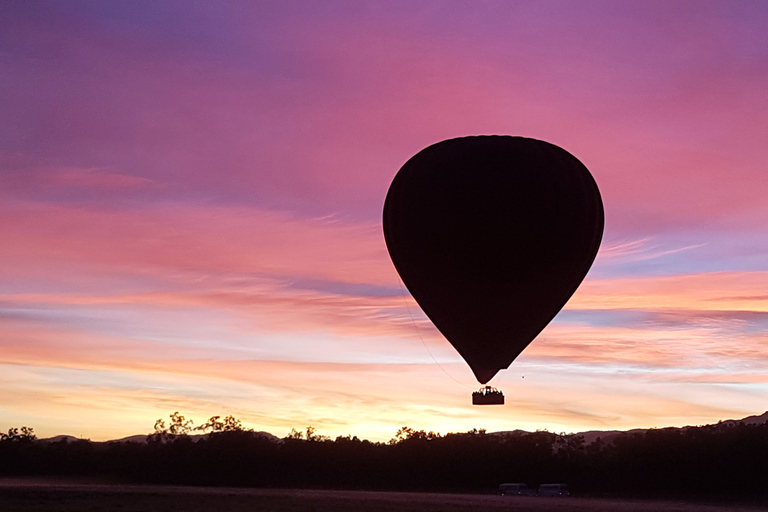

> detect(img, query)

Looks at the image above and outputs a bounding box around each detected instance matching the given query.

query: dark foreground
[0,479,764,512]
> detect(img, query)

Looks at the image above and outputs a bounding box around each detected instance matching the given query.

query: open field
[0,479,765,512]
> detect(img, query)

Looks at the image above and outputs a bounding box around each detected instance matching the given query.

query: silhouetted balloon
[383,136,603,384]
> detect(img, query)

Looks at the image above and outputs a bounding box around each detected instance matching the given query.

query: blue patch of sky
[554,309,653,328]
[555,308,768,333]
[733,314,768,333]
[592,230,768,279]
[695,311,768,334]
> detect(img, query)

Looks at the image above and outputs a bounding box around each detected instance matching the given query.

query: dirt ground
[0,478,764,512]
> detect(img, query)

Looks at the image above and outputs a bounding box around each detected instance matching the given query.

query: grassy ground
[0,479,764,512]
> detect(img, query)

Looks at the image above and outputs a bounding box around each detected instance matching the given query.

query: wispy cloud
[596,237,706,264]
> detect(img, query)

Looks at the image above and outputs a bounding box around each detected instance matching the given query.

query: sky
[1,0,768,442]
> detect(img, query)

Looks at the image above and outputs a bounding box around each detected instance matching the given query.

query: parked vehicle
[537,483,570,497]
[498,483,534,496]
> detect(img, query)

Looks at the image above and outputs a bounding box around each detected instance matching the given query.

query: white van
[537,483,570,497]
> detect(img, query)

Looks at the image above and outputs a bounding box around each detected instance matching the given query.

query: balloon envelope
[383,136,603,384]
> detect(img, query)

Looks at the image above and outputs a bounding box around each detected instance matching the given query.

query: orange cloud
[570,271,768,312]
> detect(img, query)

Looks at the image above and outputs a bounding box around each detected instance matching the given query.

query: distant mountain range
[573,411,768,445]
[38,411,767,445]
[38,431,280,444]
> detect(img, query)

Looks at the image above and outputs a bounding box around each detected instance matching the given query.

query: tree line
[1,415,766,501]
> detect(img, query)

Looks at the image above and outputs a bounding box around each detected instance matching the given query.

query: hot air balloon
[383,136,603,405]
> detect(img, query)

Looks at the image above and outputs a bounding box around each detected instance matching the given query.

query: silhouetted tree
[0,426,36,442]
[286,428,304,440]
[1,419,767,499]
[197,415,246,433]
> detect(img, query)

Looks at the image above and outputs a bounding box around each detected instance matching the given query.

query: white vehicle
[538,483,570,497]
[498,483,534,496]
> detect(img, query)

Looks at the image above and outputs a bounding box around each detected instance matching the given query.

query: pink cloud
[47,168,154,190]
[528,321,768,371]
[0,164,156,201]
[570,271,768,312]
[0,199,396,288]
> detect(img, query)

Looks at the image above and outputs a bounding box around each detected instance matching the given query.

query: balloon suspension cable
[396,278,471,389]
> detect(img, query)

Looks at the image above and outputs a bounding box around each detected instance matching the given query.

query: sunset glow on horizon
[2,1,768,442]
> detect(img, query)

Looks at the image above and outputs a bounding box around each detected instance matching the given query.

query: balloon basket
[472,385,504,405]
